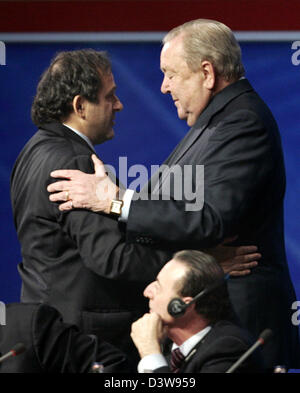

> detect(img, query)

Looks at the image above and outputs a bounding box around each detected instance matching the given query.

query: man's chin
[186,113,197,127]
[95,130,114,145]
[107,128,115,140]
[177,108,188,122]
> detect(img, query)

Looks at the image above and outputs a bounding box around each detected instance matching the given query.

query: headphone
[167,273,230,318]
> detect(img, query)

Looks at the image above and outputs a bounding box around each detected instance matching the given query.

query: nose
[160,75,169,95]
[114,95,123,112]
[143,281,154,299]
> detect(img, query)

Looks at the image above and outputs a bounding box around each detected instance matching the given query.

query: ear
[182,296,194,306]
[182,296,196,314]
[72,95,86,119]
[201,60,216,90]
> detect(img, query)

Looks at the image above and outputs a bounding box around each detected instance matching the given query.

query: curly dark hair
[31,49,112,126]
[173,250,234,324]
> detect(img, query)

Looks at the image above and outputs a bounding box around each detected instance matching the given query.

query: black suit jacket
[126,79,300,369]
[0,303,129,373]
[155,320,264,373]
[10,122,171,367]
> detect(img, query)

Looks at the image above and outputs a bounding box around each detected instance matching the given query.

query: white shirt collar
[172,325,212,357]
[63,123,95,152]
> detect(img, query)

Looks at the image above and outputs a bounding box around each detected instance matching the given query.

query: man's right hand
[131,313,165,359]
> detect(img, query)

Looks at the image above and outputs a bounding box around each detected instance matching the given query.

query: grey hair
[163,19,245,81]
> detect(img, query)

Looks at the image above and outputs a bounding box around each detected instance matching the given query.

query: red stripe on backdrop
[0,0,300,32]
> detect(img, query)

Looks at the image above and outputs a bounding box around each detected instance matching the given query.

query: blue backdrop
[0,41,299,307]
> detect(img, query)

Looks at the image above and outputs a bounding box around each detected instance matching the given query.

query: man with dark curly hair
[11,49,175,369]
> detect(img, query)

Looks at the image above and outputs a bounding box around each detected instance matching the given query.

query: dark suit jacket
[0,303,129,373]
[126,79,300,369]
[10,122,171,368]
[155,320,264,373]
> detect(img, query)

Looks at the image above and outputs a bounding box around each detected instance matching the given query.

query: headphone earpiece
[167,297,187,317]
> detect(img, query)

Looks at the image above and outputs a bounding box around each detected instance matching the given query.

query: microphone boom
[0,343,26,364]
[226,329,272,373]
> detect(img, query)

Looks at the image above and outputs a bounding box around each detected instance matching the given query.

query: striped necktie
[170,347,185,373]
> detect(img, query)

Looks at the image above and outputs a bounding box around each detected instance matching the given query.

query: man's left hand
[206,237,261,277]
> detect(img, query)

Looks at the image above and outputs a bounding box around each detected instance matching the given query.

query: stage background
[0,2,299,335]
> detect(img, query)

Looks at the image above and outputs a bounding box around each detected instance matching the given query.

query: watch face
[110,200,123,215]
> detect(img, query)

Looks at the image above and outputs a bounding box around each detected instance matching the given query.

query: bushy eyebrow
[105,86,117,97]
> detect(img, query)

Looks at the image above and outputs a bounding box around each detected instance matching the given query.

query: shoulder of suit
[32,123,95,169]
[204,320,253,346]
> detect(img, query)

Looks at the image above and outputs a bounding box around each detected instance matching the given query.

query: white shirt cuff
[137,353,168,373]
[119,189,134,222]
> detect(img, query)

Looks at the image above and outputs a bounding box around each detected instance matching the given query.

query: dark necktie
[170,347,185,373]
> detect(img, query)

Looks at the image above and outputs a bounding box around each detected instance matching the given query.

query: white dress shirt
[119,189,134,221]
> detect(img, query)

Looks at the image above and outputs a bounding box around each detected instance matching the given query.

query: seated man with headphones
[131,250,264,373]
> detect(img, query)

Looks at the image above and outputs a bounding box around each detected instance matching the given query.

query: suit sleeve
[126,109,274,249]
[32,304,127,373]
[51,155,172,282]
[32,305,96,373]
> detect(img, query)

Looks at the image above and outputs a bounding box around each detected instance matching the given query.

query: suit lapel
[167,120,209,166]
[150,120,209,194]
[163,331,209,373]
[180,335,208,372]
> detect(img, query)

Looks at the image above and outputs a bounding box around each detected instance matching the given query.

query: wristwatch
[109,199,123,216]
